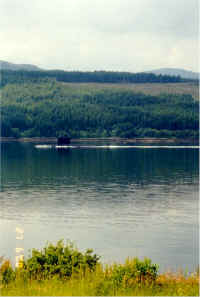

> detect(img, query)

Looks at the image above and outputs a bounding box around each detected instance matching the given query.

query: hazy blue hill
[0,60,42,71]
[1,61,198,80]
[145,68,199,80]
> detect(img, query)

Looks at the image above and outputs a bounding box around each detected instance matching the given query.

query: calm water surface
[0,142,199,272]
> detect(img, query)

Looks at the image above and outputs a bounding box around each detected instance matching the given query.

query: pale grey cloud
[0,0,199,72]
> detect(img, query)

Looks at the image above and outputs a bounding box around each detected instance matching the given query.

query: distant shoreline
[0,137,198,144]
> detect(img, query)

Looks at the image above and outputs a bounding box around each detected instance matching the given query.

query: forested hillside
[1,79,198,138]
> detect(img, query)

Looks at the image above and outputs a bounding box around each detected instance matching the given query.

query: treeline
[0,69,192,87]
[1,80,198,139]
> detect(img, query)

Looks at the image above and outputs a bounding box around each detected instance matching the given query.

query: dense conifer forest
[0,71,198,138]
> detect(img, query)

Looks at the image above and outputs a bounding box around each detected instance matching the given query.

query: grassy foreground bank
[0,241,199,296]
[1,269,199,296]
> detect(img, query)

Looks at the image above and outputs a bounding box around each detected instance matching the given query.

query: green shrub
[110,257,159,287]
[23,240,100,279]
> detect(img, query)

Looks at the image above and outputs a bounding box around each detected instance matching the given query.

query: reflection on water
[0,142,199,272]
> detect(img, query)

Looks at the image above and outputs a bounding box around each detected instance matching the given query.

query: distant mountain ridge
[145,68,199,80]
[1,60,198,80]
[0,60,41,71]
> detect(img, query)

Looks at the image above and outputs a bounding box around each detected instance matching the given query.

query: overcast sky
[0,0,199,72]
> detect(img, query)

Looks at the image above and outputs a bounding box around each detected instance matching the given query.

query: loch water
[0,142,199,272]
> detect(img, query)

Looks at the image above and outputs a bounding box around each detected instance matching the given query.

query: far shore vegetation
[0,240,199,296]
[1,73,198,140]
